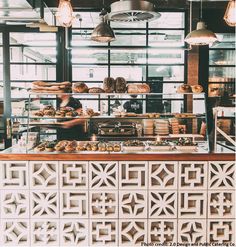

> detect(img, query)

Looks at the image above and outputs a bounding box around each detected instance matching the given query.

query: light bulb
[56,0,74,27]
[224,0,236,27]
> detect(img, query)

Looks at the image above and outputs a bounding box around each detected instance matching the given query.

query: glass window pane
[72,49,108,64]
[110,49,146,64]
[111,30,146,46]
[149,30,185,47]
[209,67,235,82]
[110,66,145,81]
[11,64,56,81]
[211,33,236,49]
[210,50,235,66]
[10,33,56,46]
[72,65,108,81]
[148,49,184,64]
[10,46,56,63]
[149,12,185,28]
[148,65,184,81]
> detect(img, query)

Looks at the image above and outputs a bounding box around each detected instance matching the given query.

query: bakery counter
[0,149,234,161]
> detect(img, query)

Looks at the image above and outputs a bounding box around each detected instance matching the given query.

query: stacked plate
[143,119,154,135]
[154,119,169,135]
[169,118,179,134]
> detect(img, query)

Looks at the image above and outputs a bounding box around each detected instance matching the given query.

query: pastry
[45,141,57,152]
[34,142,48,152]
[88,87,105,93]
[106,143,114,152]
[103,77,115,93]
[127,83,150,94]
[113,143,121,152]
[177,84,192,93]
[54,140,68,151]
[65,140,77,152]
[34,111,44,117]
[191,85,203,93]
[65,111,78,117]
[72,82,89,93]
[43,109,56,117]
[115,77,127,93]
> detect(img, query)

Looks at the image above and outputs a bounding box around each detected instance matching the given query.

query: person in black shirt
[123,95,143,114]
[58,94,87,140]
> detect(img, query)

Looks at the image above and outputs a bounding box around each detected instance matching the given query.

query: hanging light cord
[200,0,203,20]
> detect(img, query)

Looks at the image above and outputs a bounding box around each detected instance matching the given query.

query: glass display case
[12,91,209,153]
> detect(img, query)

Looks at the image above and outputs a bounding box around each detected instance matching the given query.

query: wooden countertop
[0,153,234,161]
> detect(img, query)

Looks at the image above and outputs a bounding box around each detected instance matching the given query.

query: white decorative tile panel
[119,220,147,246]
[90,162,118,189]
[119,161,147,190]
[208,191,235,218]
[149,191,177,218]
[179,162,207,190]
[59,161,88,189]
[149,162,178,190]
[148,220,177,244]
[119,191,147,218]
[90,191,118,218]
[1,220,29,246]
[0,161,28,189]
[90,220,118,246]
[1,191,29,219]
[179,191,206,218]
[31,220,59,246]
[178,220,206,243]
[60,191,88,218]
[31,191,59,218]
[30,161,58,189]
[208,220,235,244]
[208,161,235,190]
[0,159,234,246]
[60,220,88,246]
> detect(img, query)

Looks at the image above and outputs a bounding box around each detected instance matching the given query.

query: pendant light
[91,1,116,43]
[56,0,74,27]
[185,0,218,46]
[224,0,236,27]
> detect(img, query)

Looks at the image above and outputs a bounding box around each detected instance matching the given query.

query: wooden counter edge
[0,153,234,161]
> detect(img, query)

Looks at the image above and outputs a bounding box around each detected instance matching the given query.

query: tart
[64,140,77,152]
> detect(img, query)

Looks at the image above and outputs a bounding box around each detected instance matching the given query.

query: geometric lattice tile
[149,191,177,218]
[208,161,235,190]
[30,161,58,189]
[120,191,147,218]
[1,191,29,218]
[60,191,88,218]
[119,162,147,190]
[148,220,177,244]
[178,220,206,243]
[31,220,59,246]
[60,220,88,246]
[179,192,206,218]
[119,220,147,246]
[208,191,235,218]
[1,220,29,246]
[59,162,88,189]
[208,220,235,244]
[31,191,59,218]
[149,162,178,190]
[90,220,118,246]
[0,161,28,189]
[90,162,118,189]
[90,191,118,218]
[179,162,207,190]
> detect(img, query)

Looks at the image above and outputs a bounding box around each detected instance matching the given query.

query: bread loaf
[127,83,150,94]
[73,82,89,93]
[191,85,203,93]
[103,77,115,93]
[177,84,192,93]
[115,77,127,93]
[88,87,105,93]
